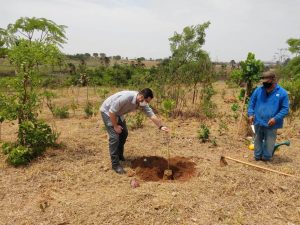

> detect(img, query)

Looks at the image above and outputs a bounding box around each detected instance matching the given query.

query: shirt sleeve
[141,104,155,117]
[274,92,289,121]
[109,95,129,114]
[248,88,258,116]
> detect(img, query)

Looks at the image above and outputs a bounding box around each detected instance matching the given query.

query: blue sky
[1,0,299,61]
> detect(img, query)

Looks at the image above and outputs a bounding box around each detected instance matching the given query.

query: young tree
[168,21,213,104]
[0,17,67,165]
[240,52,264,97]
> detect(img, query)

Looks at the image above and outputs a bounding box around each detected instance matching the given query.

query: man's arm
[109,95,129,134]
[150,115,169,132]
[109,112,123,134]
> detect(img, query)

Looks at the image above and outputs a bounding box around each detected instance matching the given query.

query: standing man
[100,88,169,174]
[248,71,289,161]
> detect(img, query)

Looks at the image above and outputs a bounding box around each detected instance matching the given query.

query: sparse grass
[0,81,299,225]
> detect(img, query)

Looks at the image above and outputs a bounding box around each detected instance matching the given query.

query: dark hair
[140,88,153,99]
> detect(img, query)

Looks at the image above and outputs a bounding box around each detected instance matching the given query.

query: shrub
[4,144,32,166]
[229,69,243,86]
[280,79,300,112]
[161,99,175,117]
[126,112,145,130]
[3,120,58,166]
[84,102,94,118]
[197,124,210,142]
[53,106,69,118]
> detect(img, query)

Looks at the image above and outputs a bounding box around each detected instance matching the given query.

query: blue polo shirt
[248,84,289,129]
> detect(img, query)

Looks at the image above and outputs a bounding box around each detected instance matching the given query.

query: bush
[3,144,32,166]
[53,106,69,118]
[84,102,94,118]
[280,79,300,112]
[126,112,145,130]
[197,124,210,142]
[161,99,175,117]
[3,120,58,166]
[229,69,242,86]
[18,120,58,151]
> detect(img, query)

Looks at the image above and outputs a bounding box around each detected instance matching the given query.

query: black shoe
[119,155,126,161]
[112,165,126,174]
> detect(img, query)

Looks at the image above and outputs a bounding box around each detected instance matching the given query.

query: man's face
[261,76,274,89]
[137,95,152,104]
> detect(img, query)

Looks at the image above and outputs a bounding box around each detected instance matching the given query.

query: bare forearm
[150,115,163,128]
[109,112,118,127]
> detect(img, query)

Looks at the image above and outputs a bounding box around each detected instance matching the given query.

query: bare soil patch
[131,156,196,181]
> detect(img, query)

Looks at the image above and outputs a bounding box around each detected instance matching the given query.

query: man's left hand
[268,118,276,126]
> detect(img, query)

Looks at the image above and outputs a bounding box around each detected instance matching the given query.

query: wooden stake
[236,87,247,136]
[220,155,300,179]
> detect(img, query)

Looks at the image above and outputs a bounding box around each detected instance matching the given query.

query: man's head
[260,71,276,89]
[137,88,153,106]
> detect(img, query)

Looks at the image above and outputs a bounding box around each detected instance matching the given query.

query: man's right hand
[114,125,123,134]
[248,116,254,124]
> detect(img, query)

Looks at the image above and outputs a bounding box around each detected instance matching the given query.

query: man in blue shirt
[248,71,289,161]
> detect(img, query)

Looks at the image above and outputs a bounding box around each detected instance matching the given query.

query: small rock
[191,218,197,222]
[103,167,109,172]
[279,186,288,191]
[171,192,178,197]
[130,178,140,188]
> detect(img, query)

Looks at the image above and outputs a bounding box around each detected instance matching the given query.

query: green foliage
[229,69,243,85]
[70,98,78,115]
[84,102,94,118]
[53,106,69,118]
[277,54,300,112]
[201,85,216,118]
[240,53,264,97]
[197,124,210,143]
[3,143,32,166]
[161,99,175,117]
[0,17,65,165]
[2,120,58,166]
[238,89,246,101]
[97,88,109,99]
[231,103,240,112]
[287,38,300,55]
[278,56,300,80]
[280,79,300,112]
[218,119,228,135]
[18,120,58,150]
[126,112,145,130]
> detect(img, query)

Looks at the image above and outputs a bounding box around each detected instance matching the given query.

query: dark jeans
[101,112,128,167]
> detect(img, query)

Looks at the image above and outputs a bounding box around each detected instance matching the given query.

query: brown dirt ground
[0,82,300,225]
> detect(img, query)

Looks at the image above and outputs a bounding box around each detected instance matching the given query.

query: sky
[1,0,299,62]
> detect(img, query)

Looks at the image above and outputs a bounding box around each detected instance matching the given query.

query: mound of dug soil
[131,156,196,181]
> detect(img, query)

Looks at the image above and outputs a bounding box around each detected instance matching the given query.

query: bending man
[100,88,169,174]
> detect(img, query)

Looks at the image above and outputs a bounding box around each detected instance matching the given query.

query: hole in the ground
[131,156,196,182]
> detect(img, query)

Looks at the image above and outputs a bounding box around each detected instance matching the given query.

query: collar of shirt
[132,92,138,105]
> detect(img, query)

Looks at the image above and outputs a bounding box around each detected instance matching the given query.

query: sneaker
[112,165,126,174]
